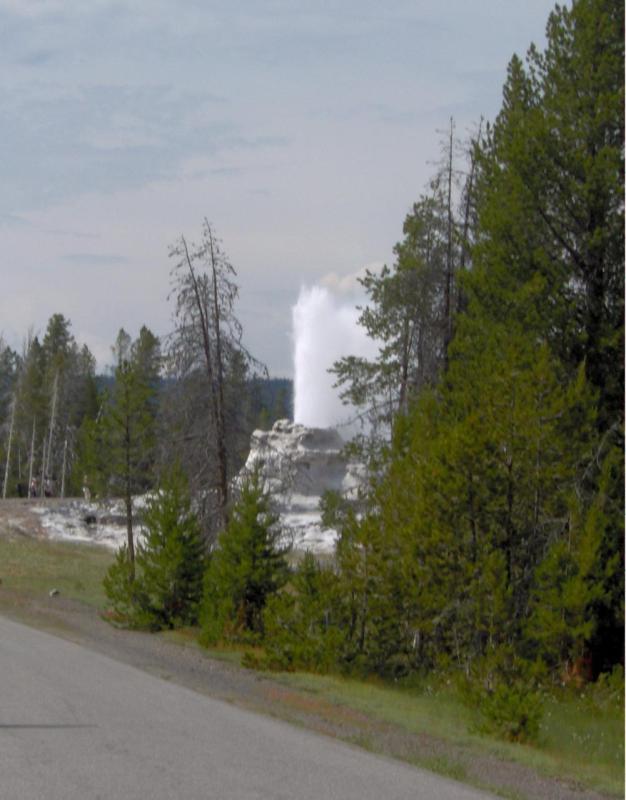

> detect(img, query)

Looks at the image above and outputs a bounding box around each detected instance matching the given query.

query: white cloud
[320,262,384,296]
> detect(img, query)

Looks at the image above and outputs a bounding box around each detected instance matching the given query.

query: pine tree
[463,0,624,673]
[471,0,624,430]
[102,328,160,571]
[135,466,205,629]
[332,195,448,435]
[352,316,599,676]
[103,544,144,624]
[201,472,288,643]
[1,320,98,498]
[263,552,343,672]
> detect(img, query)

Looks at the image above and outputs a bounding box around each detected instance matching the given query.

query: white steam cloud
[292,284,378,429]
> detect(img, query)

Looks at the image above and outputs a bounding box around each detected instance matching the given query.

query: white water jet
[292,285,377,429]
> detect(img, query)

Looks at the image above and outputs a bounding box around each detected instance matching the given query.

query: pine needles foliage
[103,466,205,629]
[135,467,206,628]
[263,551,344,672]
[200,472,289,645]
[102,544,146,625]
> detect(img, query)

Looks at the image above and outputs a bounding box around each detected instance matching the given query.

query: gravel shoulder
[0,498,616,800]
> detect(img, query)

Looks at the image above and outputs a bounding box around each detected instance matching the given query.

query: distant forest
[0,302,292,517]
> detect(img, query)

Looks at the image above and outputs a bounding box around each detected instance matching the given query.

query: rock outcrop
[241,419,364,552]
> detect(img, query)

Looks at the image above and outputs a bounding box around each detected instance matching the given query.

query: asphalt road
[0,616,495,800]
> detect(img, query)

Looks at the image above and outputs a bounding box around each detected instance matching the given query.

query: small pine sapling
[137,466,206,629]
[201,471,288,644]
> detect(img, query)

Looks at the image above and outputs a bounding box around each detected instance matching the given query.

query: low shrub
[461,653,544,743]
[102,544,149,627]
[476,681,543,742]
[262,552,345,672]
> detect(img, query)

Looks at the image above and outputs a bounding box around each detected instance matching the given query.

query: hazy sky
[1,0,557,375]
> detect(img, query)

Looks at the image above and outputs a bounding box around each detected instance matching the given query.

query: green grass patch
[418,755,467,783]
[0,535,114,609]
[267,671,623,796]
[539,690,624,790]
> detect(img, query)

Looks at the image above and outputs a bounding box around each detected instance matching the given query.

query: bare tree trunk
[125,491,135,572]
[39,442,46,498]
[60,433,68,498]
[459,118,482,274]
[208,227,229,519]
[443,117,455,369]
[125,409,135,577]
[2,395,16,499]
[182,232,228,526]
[44,370,59,481]
[27,418,36,494]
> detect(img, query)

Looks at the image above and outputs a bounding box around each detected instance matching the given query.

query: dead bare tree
[2,393,16,499]
[167,219,265,534]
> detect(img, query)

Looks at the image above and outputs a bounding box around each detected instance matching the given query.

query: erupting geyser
[292,285,377,430]
[237,280,375,552]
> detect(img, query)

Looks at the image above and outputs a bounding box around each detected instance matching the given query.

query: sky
[0,0,558,376]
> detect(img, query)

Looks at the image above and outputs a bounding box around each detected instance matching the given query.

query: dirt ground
[0,498,615,800]
[0,496,52,536]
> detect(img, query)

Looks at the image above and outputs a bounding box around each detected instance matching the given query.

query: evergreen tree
[102,328,160,571]
[471,0,624,430]
[102,544,144,624]
[584,441,624,674]
[1,320,98,498]
[74,415,107,498]
[332,195,448,435]
[201,472,288,643]
[263,552,343,672]
[264,0,624,687]
[135,466,205,629]
[0,339,18,422]
[103,467,205,630]
[341,318,599,677]
[464,0,624,672]
[0,339,19,496]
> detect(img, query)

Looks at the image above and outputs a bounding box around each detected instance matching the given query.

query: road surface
[0,616,495,799]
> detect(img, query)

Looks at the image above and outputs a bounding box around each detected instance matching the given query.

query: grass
[266,670,624,796]
[0,534,114,609]
[418,755,468,783]
[539,689,624,790]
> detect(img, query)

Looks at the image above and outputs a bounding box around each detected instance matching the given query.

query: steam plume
[292,285,377,429]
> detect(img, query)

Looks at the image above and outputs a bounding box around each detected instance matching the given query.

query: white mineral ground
[30,420,364,554]
[30,496,150,551]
